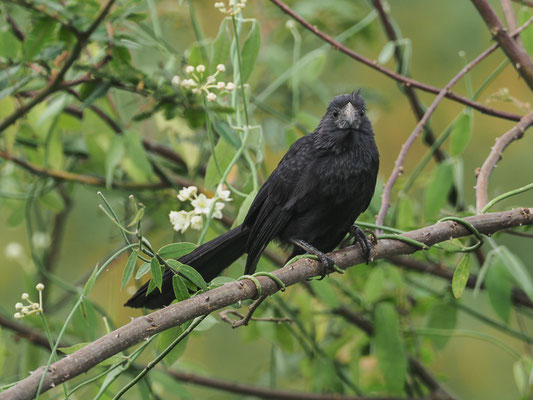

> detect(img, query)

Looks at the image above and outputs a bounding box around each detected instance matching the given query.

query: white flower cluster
[169,185,232,233]
[5,242,23,259]
[14,283,44,319]
[214,0,247,15]
[171,64,235,103]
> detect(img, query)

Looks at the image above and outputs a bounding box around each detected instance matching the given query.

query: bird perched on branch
[126,91,380,309]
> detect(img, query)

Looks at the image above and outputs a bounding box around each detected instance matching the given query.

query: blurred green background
[1,0,532,399]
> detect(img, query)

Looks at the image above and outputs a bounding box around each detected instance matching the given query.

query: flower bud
[216,64,226,72]
[206,92,217,102]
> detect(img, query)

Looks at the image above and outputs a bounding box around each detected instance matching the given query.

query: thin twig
[219,295,273,328]
[475,110,533,212]
[3,208,533,400]
[268,0,522,122]
[471,0,533,90]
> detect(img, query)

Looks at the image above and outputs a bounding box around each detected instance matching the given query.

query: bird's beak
[342,102,358,129]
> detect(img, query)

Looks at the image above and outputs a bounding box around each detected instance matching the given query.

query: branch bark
[268,0,522,122]
[471,0,533,90]
[3,208,533,400]
[476,110,533,212]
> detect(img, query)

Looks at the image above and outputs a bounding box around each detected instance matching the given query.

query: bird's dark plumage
[125,92,379,309]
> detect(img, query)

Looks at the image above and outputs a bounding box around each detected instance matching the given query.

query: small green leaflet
[378,41,395,64]
[135,262,150,280]
[121,250,138,289]
[485,257,512,323]
[424,160,454,219]
[426,301,457,350]
[150,257,163,291]
[158,242,197,259]
[450,110,472,156]
[172,275,190,302]
[452,254,470,298]
[212,19,231,67]
[179,264,207,290]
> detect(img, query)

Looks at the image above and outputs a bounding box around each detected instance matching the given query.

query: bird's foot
[349,225,375,263]
[290,239,344,279]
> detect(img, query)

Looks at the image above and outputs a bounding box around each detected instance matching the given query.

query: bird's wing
[243,135,319,274]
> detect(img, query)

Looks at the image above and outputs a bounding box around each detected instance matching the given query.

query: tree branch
[471,0,533,90]
[0,0,116,135]
[0,149,193,190]
[268,0,523,122]
[475,110,533,212]
[3,208,533,400]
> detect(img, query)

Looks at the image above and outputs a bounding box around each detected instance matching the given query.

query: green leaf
[500,247,533,303]
[135,262,150,279]
[309,279,339,308]
[364,267,385,304]
[121,250,138,289]
[374,302,407,395]
[23,18,56,60]
[396,195,415,230]
[105,135,125,189]
[83,265,99,295]
[157,324,190,366]
[179,264,207,290]
[232,189,257,227]
[212,19,231,66]
[452,254,470,299]
[424,160,454,219]
[0,31,20,59]
[172,275,190,302]
[378,41,395,64]
[158,242,197,259]
[519,7,533,56]
[146,276,157,295]
[450,110,472,156]
[426,300,457,349]
[214,120,240,148]
[485,255,513,323]
[150,257,163,291]
[121,131,154,182]
[205,137,235,189]
[239,21,261,83]
[80,82,110,110]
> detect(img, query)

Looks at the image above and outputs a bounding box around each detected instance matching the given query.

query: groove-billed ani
[126,91,379,309]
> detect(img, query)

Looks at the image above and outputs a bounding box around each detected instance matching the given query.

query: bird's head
[326,90,367,131]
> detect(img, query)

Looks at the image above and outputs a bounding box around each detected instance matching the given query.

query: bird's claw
[349,225,374,263]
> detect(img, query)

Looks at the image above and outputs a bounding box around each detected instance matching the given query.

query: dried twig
[475,110,533,212]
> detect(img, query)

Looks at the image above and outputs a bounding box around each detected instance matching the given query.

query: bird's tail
[124,225,249,309]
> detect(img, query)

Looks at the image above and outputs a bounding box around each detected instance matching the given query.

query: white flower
[32,232,50,249]
[21,293,29,301]
[15,303,23,310]
[171,75,180,86]
[225,82,235,91]
[191,193,214,215]
[213,202,225,219]
[206,92,217,102]
[217,82,226,90]
[216,64,226,72]
[169,211,191,233]
[196,64,206,73]
[206,75,216,84]
[14,313,22,319]
[5,242,23,259]
[180,79,197,88]
[177,186,198,201]
[36,283,44,291]
[185,65,195,74]
[190,215,203,230]
[216,184,232,202]
[214,2,225,9]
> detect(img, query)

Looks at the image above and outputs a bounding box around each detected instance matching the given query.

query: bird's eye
[332,111,339,118]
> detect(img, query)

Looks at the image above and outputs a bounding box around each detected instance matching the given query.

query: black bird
[126,91,379,309]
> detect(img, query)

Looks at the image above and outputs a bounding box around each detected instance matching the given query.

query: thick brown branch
[268,0,522,122]
[471,0,533,90]
[475,110,533,212]
[3,208,532,400]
